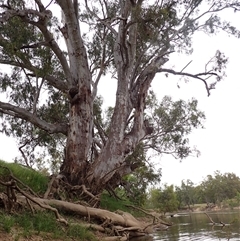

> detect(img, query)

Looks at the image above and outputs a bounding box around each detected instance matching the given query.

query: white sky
[0,2,240,187]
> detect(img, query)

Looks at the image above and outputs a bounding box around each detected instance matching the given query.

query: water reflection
[152,211,240,241]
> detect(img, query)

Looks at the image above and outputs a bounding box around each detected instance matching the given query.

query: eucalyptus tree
[0,0,239,197]
[148,185,179,214]
[200,171,240,204]
[176,179,195,209]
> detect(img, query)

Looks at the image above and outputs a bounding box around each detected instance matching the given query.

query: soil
[0,229,73,241]
[0,233,53,241]
[0,224,109,241]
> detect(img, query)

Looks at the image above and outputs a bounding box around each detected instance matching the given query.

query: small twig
[180,60,193,73]
[44,175,56,199]
[26,198,35,214]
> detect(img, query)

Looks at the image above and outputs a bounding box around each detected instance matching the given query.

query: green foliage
[0,0,66,168]
[120,143,161,206]
[0,214,15,233]
[0,160,48,194]
[146,170,240,212]
[226,192,240,210]
[175,179,196,209]
[175,171,240,208]
[100,191,132,212]
[147,185,179,214]
[145,92,205,159]
[200,171,240,204]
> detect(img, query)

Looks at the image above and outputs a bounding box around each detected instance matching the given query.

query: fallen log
[17,195,154,237]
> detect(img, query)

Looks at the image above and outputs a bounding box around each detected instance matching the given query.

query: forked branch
[159,68,219,96]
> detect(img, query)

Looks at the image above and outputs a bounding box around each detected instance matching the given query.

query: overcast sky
[154,28,240,187]
[0,3,240,187]
[98,21,240,187]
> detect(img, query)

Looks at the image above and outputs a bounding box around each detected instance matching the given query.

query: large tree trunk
[57,0,93,185]
[60,86,93,185]
[58,0,165,195]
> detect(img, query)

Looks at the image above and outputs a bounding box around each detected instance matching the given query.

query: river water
[131,211,240,241]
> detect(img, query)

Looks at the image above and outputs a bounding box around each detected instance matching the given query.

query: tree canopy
[148,171,240,212]
[0,0,239,198]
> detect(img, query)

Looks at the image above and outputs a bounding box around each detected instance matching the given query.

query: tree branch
[0,101,67,135]
[0,7,72,86]
[0,59,68,92]
[32,77,44,115]
[159,68,219,96]
[84,0,118,36]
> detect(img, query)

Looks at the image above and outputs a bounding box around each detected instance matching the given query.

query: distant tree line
[146,171,240,213]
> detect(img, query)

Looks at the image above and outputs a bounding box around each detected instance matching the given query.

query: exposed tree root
[0,178,68,225]
[44,174,57,199]
[15,196,162,238]
[125,205,172,229]
[43,174,100,207]
[0,167,170,240]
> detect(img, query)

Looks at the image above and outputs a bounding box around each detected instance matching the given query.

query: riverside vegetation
[1,1,240,240]
[0,159,172,241]
[1,159,240,240]
[0,160,96,241]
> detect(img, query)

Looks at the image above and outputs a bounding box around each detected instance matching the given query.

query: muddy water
[130,211,240,241]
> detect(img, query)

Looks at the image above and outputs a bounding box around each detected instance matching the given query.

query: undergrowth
[0,160,144,240]
[100,191,145,217]
[100,191,132,212]
[0,159,48,194]
[0,210,97,241]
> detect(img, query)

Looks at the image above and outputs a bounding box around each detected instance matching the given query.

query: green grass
[67,224,96,240]
[0,160,98,240]
[0,211,97,241]
[0,213,15,233]
[100,191,145,218]
[0,159,48,194]
[100,191,133,212]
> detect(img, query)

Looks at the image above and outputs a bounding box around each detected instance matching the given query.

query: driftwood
[204,212,227,227]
